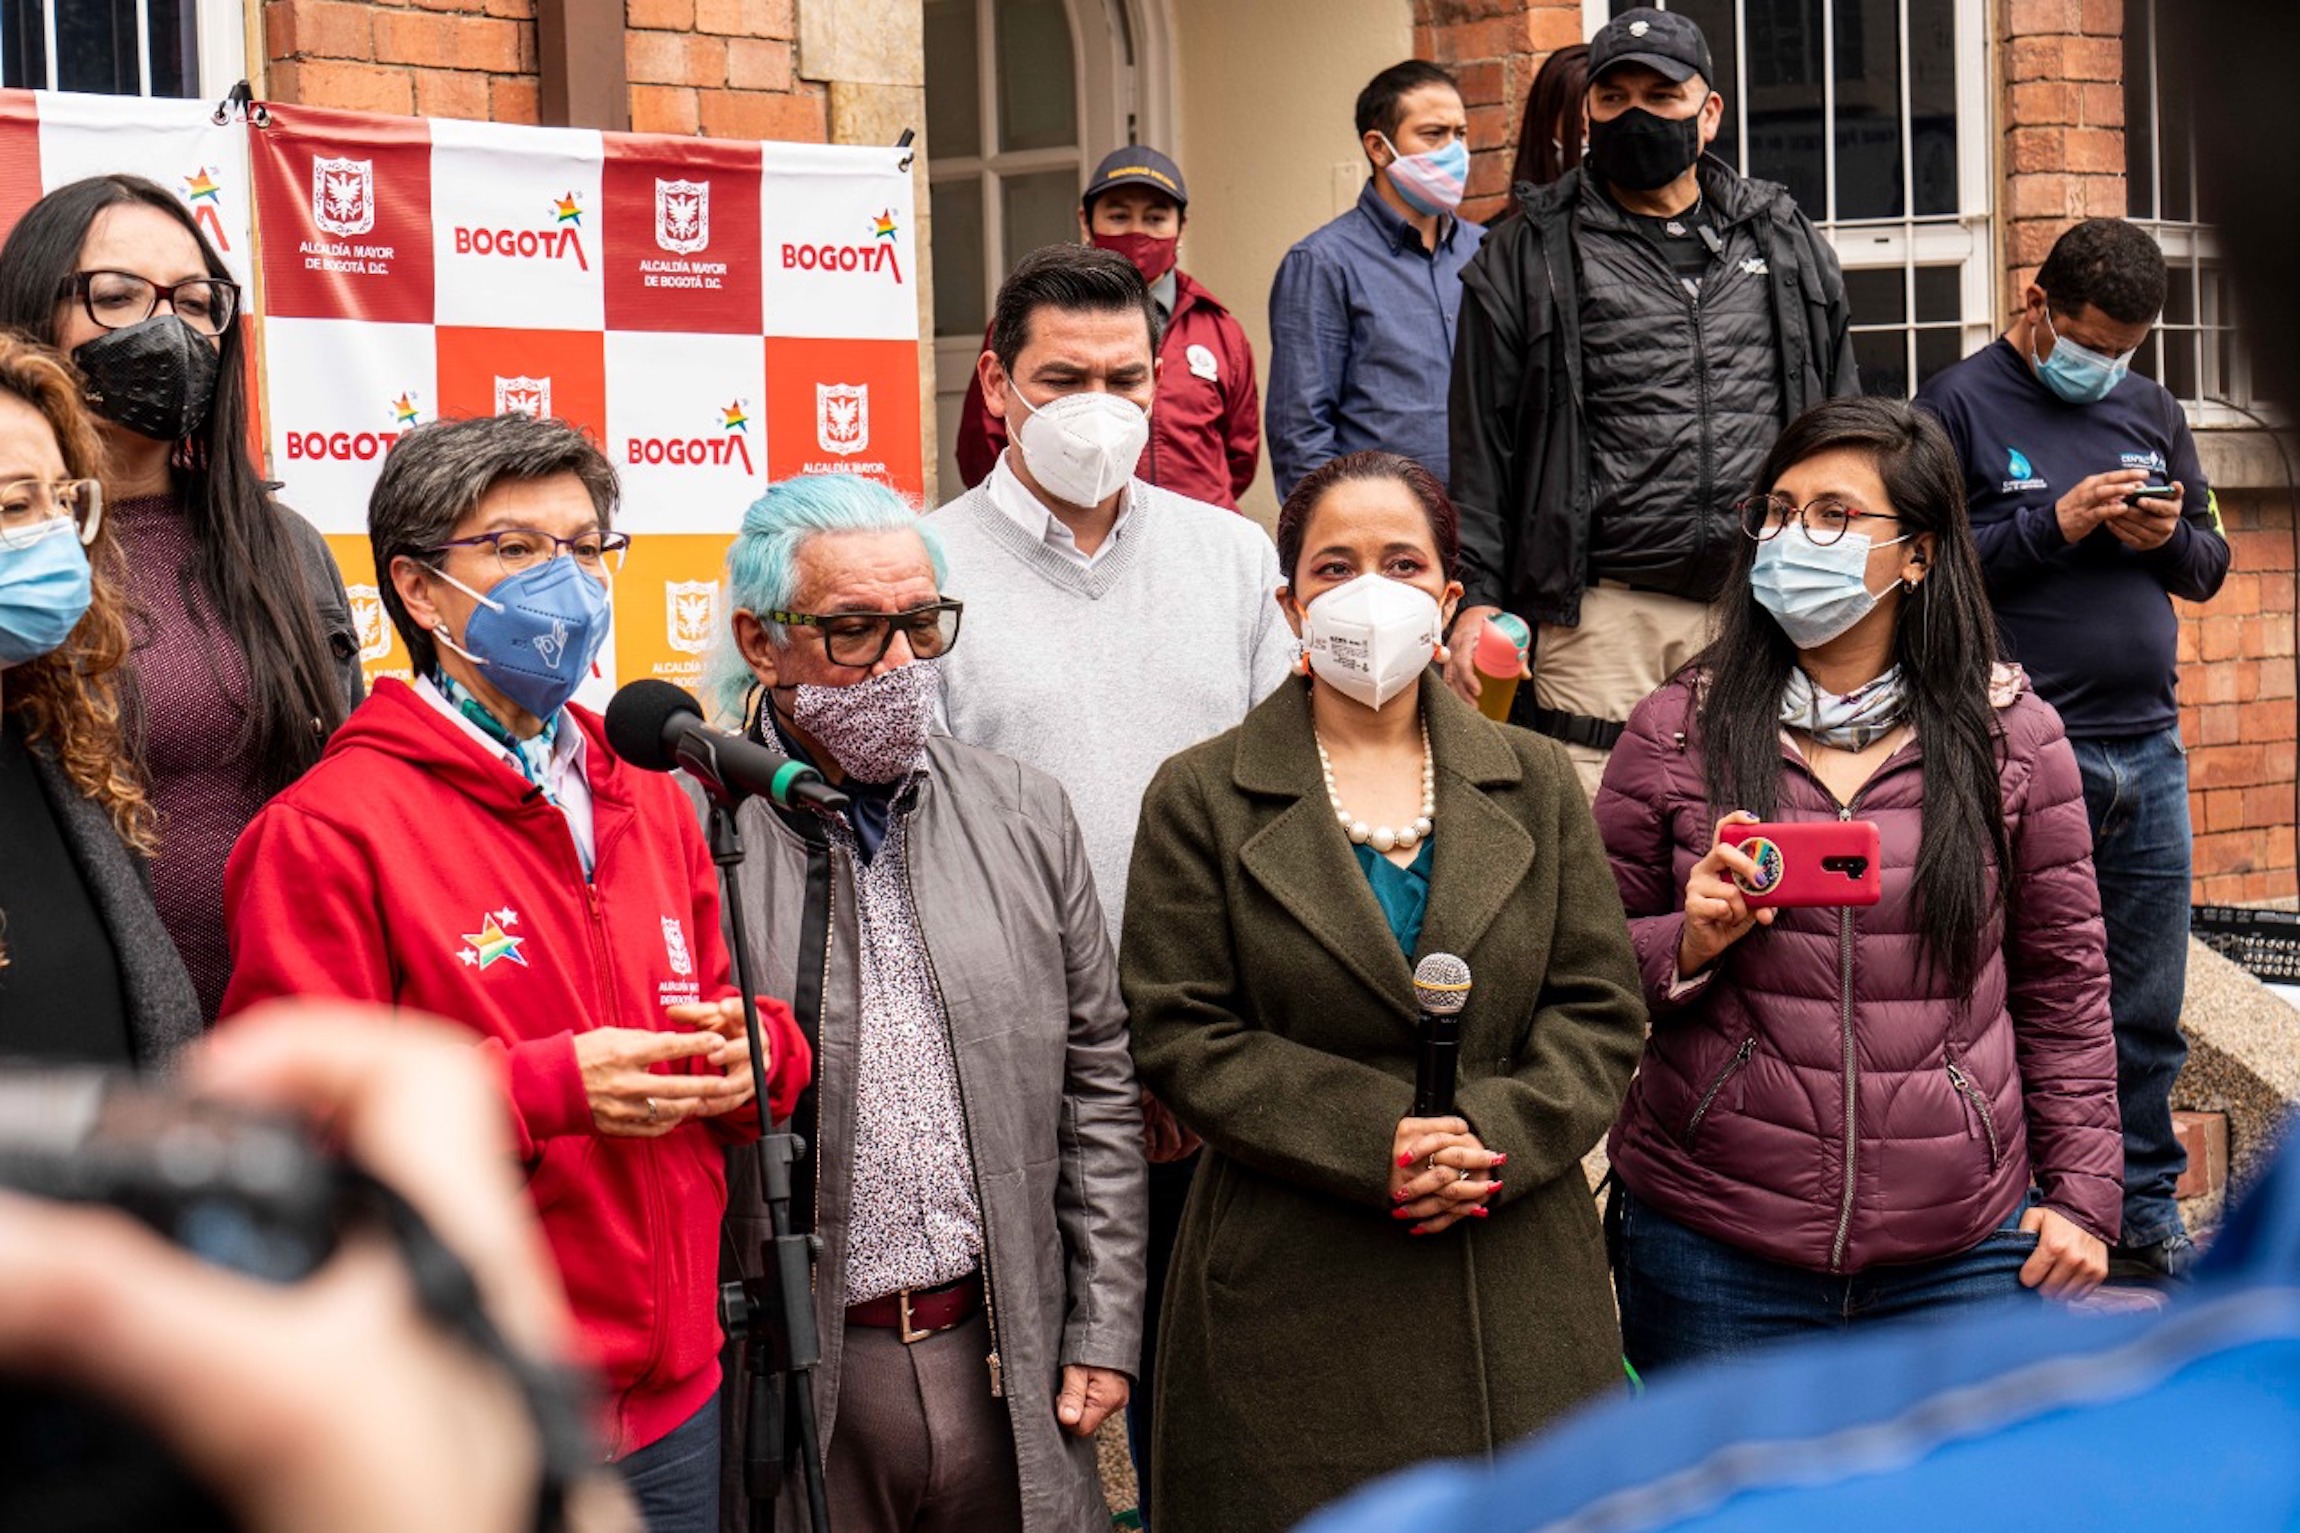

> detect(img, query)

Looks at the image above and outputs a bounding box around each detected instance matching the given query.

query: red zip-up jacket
[220,679,811,1456]
[956,267,1261,508]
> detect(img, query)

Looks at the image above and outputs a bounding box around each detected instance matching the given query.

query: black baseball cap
[1589,6,1715,86]
[1083,147,1188,211]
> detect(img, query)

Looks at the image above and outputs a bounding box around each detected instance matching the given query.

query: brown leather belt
[846,1271,981,1344]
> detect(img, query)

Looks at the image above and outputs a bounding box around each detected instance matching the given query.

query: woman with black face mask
[0,175,363,1023]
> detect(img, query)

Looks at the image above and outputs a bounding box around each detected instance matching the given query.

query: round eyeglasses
[0,478,103,550]
[766,600,965,669]
[423,528,632,579]
[62,271,241,337]
[1737,493,1902,548]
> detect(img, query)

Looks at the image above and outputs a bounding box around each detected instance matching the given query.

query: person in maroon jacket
[1592,397,2122,1373]
[955,146,1262,509]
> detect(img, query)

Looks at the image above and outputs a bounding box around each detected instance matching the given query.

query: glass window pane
[1745,0,1827,218]
[2163,328,2199,401]
[996,0,1075,154]
[2163,262,2196,326]
[1000,168,1079,274]
[2,0,49,89]
[1844,266,1906,325]
[2159,9,2194,222]
[924,0,982,161]
[1908,0,1957,216]
[1671,0,1740,170]
[931,178,987,338]
[1914,264,1960,323]
[1914,325,1963,391]
[2124,0,2156,218]
[55,0,136,93]
[146,0,191,97]
[1852,327,1910,399]
[1833,0,1902,219]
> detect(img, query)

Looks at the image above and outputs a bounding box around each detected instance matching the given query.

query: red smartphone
[1720,820,1883,908]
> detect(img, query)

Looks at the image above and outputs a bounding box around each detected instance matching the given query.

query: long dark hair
[1694,397,2011,995]
[1508,45,1589,191]
[0,174,346,791]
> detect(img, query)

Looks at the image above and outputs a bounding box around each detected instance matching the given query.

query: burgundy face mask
[1091,230,1179,286]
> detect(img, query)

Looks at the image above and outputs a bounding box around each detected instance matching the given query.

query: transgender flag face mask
[1379,135,1468,218]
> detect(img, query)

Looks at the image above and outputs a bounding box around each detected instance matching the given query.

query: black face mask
[1586,100,1706,193]
[72,315,220,443]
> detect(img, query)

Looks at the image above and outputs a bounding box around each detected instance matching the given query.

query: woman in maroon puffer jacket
[1594,397,2121,1373]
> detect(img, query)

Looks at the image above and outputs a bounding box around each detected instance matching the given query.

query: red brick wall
[1999,0,2128,317]
[262,0,826,138]
[1414,0,1583,226]
[2181,490,2300,904]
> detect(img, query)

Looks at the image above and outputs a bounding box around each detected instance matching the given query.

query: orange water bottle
[1473,613,1531,723]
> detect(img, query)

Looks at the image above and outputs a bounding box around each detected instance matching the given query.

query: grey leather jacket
[714,734,1147,1532]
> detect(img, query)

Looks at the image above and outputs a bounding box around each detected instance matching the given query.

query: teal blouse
[1352,838,1433,956]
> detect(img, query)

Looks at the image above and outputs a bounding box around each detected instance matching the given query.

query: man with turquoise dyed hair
[1917,217,2232,1286]
[700,472,1147,1532]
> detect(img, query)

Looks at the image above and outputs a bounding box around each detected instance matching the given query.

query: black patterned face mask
[73,315,220,442]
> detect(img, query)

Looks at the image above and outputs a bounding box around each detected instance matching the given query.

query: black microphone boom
[1411,952,1471,1119]
[605,679,850,812]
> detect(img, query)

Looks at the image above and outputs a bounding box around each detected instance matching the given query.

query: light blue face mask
[2033,304,2135,405]
[0,515,93,666]
[1379,134,1469,218]
[1750,524,1909,650]
[431,551,612,721]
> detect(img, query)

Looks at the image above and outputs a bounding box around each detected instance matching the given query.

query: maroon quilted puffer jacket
[1594,672,2121,1273]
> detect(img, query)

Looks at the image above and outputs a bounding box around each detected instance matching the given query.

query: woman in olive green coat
[1121,452,1647,1533]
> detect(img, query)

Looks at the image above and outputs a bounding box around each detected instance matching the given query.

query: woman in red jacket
[1593,397,2120,1372]
[221,413,810,1532]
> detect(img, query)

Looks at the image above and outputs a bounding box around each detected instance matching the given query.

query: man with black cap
[954,146,1262,510]
[1444,7,1858,798]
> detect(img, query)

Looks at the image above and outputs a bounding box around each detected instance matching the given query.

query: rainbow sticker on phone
[1732,835,1785,896]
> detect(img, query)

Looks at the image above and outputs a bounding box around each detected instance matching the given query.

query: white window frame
[0,0,243,99]
[1581,0,1994,397]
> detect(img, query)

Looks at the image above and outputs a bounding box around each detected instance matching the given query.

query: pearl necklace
[1314,720,1436,854]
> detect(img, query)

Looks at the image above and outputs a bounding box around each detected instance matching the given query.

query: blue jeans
[2072,726,2193,1248]
[617,1394,720,1533]
[1611,1187,2041,1375]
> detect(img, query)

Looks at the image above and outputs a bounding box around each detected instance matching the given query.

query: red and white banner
[0,90,923,702]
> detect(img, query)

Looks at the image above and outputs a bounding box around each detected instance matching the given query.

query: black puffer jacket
[1450,160,1857,626]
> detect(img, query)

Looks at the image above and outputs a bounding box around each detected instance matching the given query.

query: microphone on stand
[604,679,850,812]
[1411,952,1471,1118]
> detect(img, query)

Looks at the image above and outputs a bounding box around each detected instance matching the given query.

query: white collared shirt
[414,674,598,874]
[984,450,1133,569]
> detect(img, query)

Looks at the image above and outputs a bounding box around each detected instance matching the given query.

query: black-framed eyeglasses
[423,527,631,578]
[767,599,964,668]
[1737,493,1902,548]
[62,270,241,337]
[0,477,102,550]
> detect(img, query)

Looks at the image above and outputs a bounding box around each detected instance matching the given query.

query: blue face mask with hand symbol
[431,551,612,720]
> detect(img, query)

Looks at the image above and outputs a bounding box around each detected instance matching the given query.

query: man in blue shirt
[1916,218,2232,1283]
[1265,59,1484,498]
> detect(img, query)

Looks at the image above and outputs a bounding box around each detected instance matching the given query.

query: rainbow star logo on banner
[182,166,221,206]
[553,192,583,227]
[392,392,421,427]
[872,210,897,242]
[459,908,529,971]
[722,401,749,432]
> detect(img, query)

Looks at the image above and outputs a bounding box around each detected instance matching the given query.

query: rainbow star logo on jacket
[459,907,529,970]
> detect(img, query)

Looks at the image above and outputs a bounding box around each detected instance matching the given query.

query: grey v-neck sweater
[923,478,1293,936]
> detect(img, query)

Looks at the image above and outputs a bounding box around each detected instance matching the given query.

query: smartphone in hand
[1721,820,1883,908]
[2124,482,2180,509]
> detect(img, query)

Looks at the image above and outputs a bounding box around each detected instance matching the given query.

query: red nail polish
[1393,1187,1410,1202]
[1492,1153,1509,1167]
[1391,1206,1415,1219]
[1470,1206,1491,1219]
[1408,1226,1429,1237]
[1489,1181,1503,1195]
[1397,1152,1415,1167]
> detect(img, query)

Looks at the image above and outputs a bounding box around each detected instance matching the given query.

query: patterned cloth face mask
[787,658,943,785]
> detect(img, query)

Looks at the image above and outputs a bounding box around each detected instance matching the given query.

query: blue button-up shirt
[1265,180,1484,497]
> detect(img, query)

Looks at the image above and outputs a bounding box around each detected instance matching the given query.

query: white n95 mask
[1010,387,1149,507]
[1300,573,1443,710]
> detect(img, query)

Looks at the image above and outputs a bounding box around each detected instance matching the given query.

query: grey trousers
[824,1309,1024,1532]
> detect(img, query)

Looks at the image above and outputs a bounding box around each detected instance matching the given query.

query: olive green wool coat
[1121,674,1648,1533]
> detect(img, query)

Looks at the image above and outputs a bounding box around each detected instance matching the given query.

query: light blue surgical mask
[1379,134,1469,218]
[431,552,612,721]
[1750,525,1909,651]
[2033,304,2134,405]
[0,515,93,666]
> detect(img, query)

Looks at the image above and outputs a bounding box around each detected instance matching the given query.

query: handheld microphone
[1411,952,1471,1118]
[604,679,851,812]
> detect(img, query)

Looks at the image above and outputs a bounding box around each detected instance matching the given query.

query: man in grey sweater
[921,244,1291,1518]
